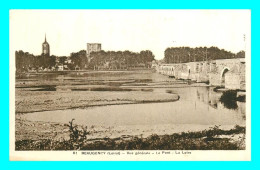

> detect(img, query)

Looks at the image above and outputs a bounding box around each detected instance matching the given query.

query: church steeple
[42,33,50,56]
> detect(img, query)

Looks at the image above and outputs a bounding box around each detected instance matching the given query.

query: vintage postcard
[9,9,251,161]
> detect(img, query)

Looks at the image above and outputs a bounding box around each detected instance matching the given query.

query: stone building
[86,43,101,62]
[42,34,50,56]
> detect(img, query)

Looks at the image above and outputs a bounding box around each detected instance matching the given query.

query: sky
[10,10,251,60]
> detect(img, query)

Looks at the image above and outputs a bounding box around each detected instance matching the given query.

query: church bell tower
[42,34,50,56]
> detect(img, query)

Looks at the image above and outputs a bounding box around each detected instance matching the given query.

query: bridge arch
[220,67,230,87]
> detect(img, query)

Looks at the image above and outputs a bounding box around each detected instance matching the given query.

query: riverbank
[15,118,245,150]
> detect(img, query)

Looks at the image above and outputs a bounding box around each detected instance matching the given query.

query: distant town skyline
[10,10,250,60]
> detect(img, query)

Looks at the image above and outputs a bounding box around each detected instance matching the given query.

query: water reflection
[220,99,238,110]
[23,86,246,127]
[219,90,238,110]
[195,87,245,120]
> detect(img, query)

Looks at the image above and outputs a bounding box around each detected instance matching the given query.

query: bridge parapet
[157,58,245,90]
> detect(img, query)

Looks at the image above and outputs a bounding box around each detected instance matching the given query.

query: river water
[20,71,246,136]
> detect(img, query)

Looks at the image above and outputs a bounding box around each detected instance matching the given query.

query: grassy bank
[16,123,245,150]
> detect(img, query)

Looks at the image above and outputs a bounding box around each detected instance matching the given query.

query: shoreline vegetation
[15,119,245,150]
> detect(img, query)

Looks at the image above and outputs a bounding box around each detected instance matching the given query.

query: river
[19,71,245,137]
[17,71,246,138]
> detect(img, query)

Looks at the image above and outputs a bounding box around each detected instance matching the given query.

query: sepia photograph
[9,9,251,161]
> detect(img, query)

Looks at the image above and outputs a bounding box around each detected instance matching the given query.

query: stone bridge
[157,58,245,90]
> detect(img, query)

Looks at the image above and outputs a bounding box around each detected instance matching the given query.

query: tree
[236,51,245,58]
[70,50,87,69]
[163,46,238,64]
[140,50,155,67]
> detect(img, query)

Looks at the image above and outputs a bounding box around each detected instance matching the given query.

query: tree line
[15,49,155,72]
[88,50,155,70]
[15,50,79,72]
[15,51,56,72]
[164,46,245,64]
